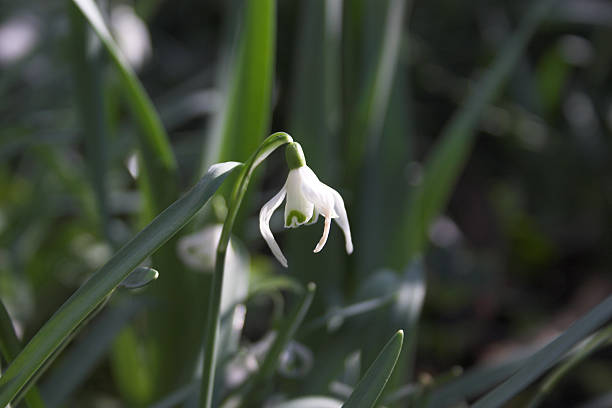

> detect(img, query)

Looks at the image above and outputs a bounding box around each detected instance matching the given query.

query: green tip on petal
[286,210,307,227]
[285,142,306,170]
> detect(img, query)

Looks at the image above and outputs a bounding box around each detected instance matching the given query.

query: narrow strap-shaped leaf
[0,162,241,407]
[288,0,341,178]
[342,330,404,408]
[202,0,275,168]
[70,0,174,169]
[426,356,528,408]
[40,300,142,408]
[0,300,22,369]
[0,300,45,408]
[67,2,112,242]
[70,0,178,215]
[391,0,557,267]
[526,324,612,408]
[346,0,407,173]
[472,294,612,408]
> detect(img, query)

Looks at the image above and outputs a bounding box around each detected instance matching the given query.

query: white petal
[306,209,319,225]
[284,169,314,228]
[259,185,288,267]
[313,214,332,253]
[330,189,353,254]
[298,166,338,218]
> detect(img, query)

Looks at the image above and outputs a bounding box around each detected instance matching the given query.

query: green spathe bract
[285,141,307,170]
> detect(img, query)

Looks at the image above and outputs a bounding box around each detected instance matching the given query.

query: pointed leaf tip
[342,330,405,408]
[121,266,159,289]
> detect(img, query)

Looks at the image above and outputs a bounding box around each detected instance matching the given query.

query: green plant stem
[199,132,293,408]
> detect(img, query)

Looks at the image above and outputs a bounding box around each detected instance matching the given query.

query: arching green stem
[199,132,293,408]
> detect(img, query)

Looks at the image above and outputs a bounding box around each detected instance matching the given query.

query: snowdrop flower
[259,142,353,267]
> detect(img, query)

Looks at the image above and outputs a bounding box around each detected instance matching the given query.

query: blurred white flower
[177,225,236,271]
[0,14,39,65]
[177,225,248,313]
[259,142,353,267]
[111,5,151,70]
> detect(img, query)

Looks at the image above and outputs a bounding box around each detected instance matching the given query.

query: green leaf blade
[342,330,404,408]
[0,162,240,407]
[392,0,558,265]
[70,0,178,217]
[0,300,46,408]
[472,294,612,408]
[203,0,276,168]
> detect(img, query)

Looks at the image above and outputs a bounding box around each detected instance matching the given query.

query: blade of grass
[342,330,404,408]
[390,0,558,267]
[202,0,275,169]
[425,356,528,408]
[40,299,142,408]
[288,0,341,179]
[0,162,240,407]
[472,294,612,408]
[0,300,45,408]
[70,0,178,216]
[68,2,112,242]
[10,297,112,408]
[355,71,412,279]
[346,0,408,174]
[526,324,612,408]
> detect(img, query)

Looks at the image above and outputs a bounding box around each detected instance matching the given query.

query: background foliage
[1,0,612,407]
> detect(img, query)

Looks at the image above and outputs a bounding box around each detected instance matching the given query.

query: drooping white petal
[284,169,314,228]
[306,209,319,225]
[313,214,332,253]
[330,189,353,254]
[259,185,288,267]
[298,166,338,218]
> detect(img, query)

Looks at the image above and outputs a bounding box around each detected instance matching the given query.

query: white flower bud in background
[111,5,151,70]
